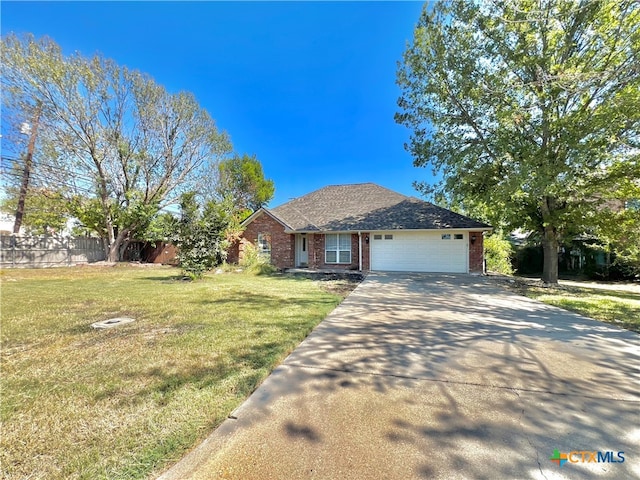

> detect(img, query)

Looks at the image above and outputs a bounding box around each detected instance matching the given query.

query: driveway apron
[158,273,640,480]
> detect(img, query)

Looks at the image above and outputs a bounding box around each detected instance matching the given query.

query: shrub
[239,243,277,275]
[485,234,515,275]
[172,193,235,279]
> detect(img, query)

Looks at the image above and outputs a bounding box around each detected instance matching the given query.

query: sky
[1,1,430,207]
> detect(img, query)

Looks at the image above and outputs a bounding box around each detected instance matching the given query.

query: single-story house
[228,183,492,273]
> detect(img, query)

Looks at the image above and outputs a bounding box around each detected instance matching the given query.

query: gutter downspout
[358,231,362,272]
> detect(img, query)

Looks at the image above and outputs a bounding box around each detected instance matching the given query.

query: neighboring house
[0,212,20,235]
[228,183,492,274]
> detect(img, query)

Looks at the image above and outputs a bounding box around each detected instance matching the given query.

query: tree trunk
[540,195,560,285]
[104,222,115,261]
[107,228,130,262]
[541,225,559,284]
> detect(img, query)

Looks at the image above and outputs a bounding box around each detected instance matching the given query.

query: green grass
[519,284,640,333]
[0,265,351,479]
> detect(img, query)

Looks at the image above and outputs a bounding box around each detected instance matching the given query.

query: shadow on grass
[138,275,193,283]
[93,338,293,409]
[194,292,340,311]
[542,287,640,302]
[543,297,640,333]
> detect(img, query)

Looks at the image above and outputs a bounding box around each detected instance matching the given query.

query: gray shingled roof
[267,183,491,231]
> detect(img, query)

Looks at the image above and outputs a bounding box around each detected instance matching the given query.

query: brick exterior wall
[308,233,322,269]
[230,218,483,274]
[308,233,362,270]
[362,232,371,271]
[469,231,484,274]
[229,213,294,270]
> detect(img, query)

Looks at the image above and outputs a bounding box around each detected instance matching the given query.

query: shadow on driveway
[159,273,640,480]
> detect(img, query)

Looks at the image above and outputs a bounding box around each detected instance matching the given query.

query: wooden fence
[0,235,106,268]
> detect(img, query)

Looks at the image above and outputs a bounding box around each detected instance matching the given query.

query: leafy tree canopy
[172,192,239,279]
[0,185,69,235]
[1,34,232,261]
[397,0,640,283]
[215,154,275,214]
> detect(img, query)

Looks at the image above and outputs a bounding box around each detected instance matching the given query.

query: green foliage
[588,161,640,278]
[216,154,275,212]
[172,192,236,279]
[522,285,640,333]
[0,186,69,235]
[397,0,640,283]
[141,212,178,243]
[484,234,515,275]
[239,243,277,275]
[1,34,232,260]
[594,208,640,278]
[514,245,544,275]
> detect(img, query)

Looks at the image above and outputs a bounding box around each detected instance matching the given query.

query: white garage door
[370,231,468,273]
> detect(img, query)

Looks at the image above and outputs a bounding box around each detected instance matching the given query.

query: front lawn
[0,266,353,479]
[493,276,640,333]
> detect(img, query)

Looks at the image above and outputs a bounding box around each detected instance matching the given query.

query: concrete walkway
[158,273,640,480]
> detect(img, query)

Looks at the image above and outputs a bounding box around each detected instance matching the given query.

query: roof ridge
[264,183,491,232]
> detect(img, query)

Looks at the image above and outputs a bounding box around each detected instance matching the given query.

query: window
[257,233,271,260]
[373,234,382,240]
[325,234,351,264]
[384,234,393,240]
[454,234,464,240]
[441,234,451,240]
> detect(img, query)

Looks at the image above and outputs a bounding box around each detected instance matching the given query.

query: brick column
[469,231,484,274]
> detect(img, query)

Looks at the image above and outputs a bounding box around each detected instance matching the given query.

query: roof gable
[254,183,491,231]
[240,208,292,230]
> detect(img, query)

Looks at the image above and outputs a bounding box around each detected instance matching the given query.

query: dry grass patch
[0,266,356,479]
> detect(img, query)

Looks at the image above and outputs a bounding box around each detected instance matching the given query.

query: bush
[514,245,543,274]
[484,234,515,275]
[172,193,235,279]
[239,243,277,275]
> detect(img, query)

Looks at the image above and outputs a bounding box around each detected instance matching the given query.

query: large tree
[396,0,640,283]
[1,34,232,261]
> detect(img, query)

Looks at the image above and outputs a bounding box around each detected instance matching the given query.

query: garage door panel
[370,232,467,273]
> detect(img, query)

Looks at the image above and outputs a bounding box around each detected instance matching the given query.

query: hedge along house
[228,183,492,273]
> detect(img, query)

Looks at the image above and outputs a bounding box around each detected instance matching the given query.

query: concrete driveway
[159,273,640,480]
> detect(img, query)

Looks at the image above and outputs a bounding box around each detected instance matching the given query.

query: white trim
[325,233,352,264]
[358,231,362,272]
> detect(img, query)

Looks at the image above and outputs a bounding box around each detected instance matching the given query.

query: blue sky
[1,1,429,207]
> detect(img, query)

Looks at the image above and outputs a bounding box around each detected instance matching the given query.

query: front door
[296,234,308,267]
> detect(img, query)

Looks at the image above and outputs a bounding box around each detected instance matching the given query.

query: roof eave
[284,226,493,234]
[241,208,292,230]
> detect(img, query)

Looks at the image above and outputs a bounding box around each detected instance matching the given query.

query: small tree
[216,154,275,213]
[172,192,236,279]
